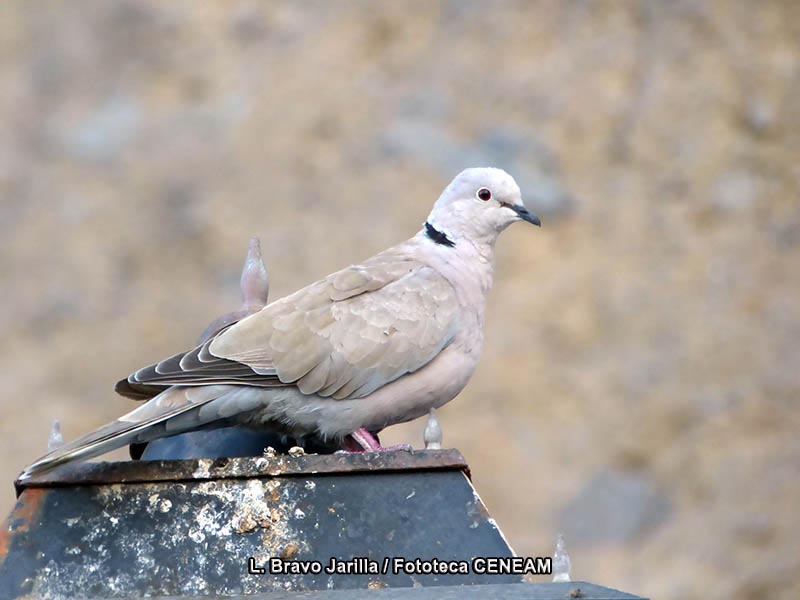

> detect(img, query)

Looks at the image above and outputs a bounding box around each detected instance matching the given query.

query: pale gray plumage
[21,167,540,479]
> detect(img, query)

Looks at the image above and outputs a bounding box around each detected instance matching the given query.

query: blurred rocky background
[1,1,798,599]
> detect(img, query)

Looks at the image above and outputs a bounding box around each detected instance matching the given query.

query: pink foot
[342,428,412,452]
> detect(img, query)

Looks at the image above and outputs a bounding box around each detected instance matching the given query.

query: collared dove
[20,167,540,479]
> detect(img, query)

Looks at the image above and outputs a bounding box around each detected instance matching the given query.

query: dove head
[425,168,540,248]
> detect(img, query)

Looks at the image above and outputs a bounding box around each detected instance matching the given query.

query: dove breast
[234,339,479,437]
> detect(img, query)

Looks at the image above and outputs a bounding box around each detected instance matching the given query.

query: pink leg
[343,428,412,452]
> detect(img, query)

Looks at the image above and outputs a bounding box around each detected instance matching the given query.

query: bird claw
[342,428,412,453]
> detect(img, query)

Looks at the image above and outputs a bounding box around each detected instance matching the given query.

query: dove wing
[121,253,460,401]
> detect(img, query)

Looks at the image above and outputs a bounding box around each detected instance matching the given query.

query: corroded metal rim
[15,449,469,496]
[145,582,645,600]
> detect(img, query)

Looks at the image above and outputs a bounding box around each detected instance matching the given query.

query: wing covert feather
[209,259,459,399]
[122,255,459,402]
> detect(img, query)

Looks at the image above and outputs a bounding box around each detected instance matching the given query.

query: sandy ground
[1,3,799,599]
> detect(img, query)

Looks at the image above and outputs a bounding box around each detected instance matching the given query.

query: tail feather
[19,386,231,480]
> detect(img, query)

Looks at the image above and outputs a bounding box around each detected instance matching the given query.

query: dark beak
[510,204,541,227]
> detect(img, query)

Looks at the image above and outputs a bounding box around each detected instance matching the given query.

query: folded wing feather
[119,253,459,401]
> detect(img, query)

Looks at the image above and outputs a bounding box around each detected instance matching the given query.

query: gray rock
[60,97,142,163]
[743,98,775,136]
[710,169,760,213]
[557,469,671,545]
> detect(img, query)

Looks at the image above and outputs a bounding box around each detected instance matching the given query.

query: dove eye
[477,188,492,201]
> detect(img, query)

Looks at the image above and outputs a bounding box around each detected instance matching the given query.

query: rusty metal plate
[15,449,470,496]
[1,452,517,597]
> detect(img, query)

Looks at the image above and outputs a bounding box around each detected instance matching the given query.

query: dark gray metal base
[2,451,646,599]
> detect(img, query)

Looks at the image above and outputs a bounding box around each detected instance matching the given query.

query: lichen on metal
[15,449,470,495]
[2,450,513,597]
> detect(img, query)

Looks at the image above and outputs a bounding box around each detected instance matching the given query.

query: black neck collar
[424,221,455,247]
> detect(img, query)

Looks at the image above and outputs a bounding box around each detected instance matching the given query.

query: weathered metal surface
[0,487,48,567]
[2,451,513,598]
[152,582,647,599]
[15,449,470,496]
